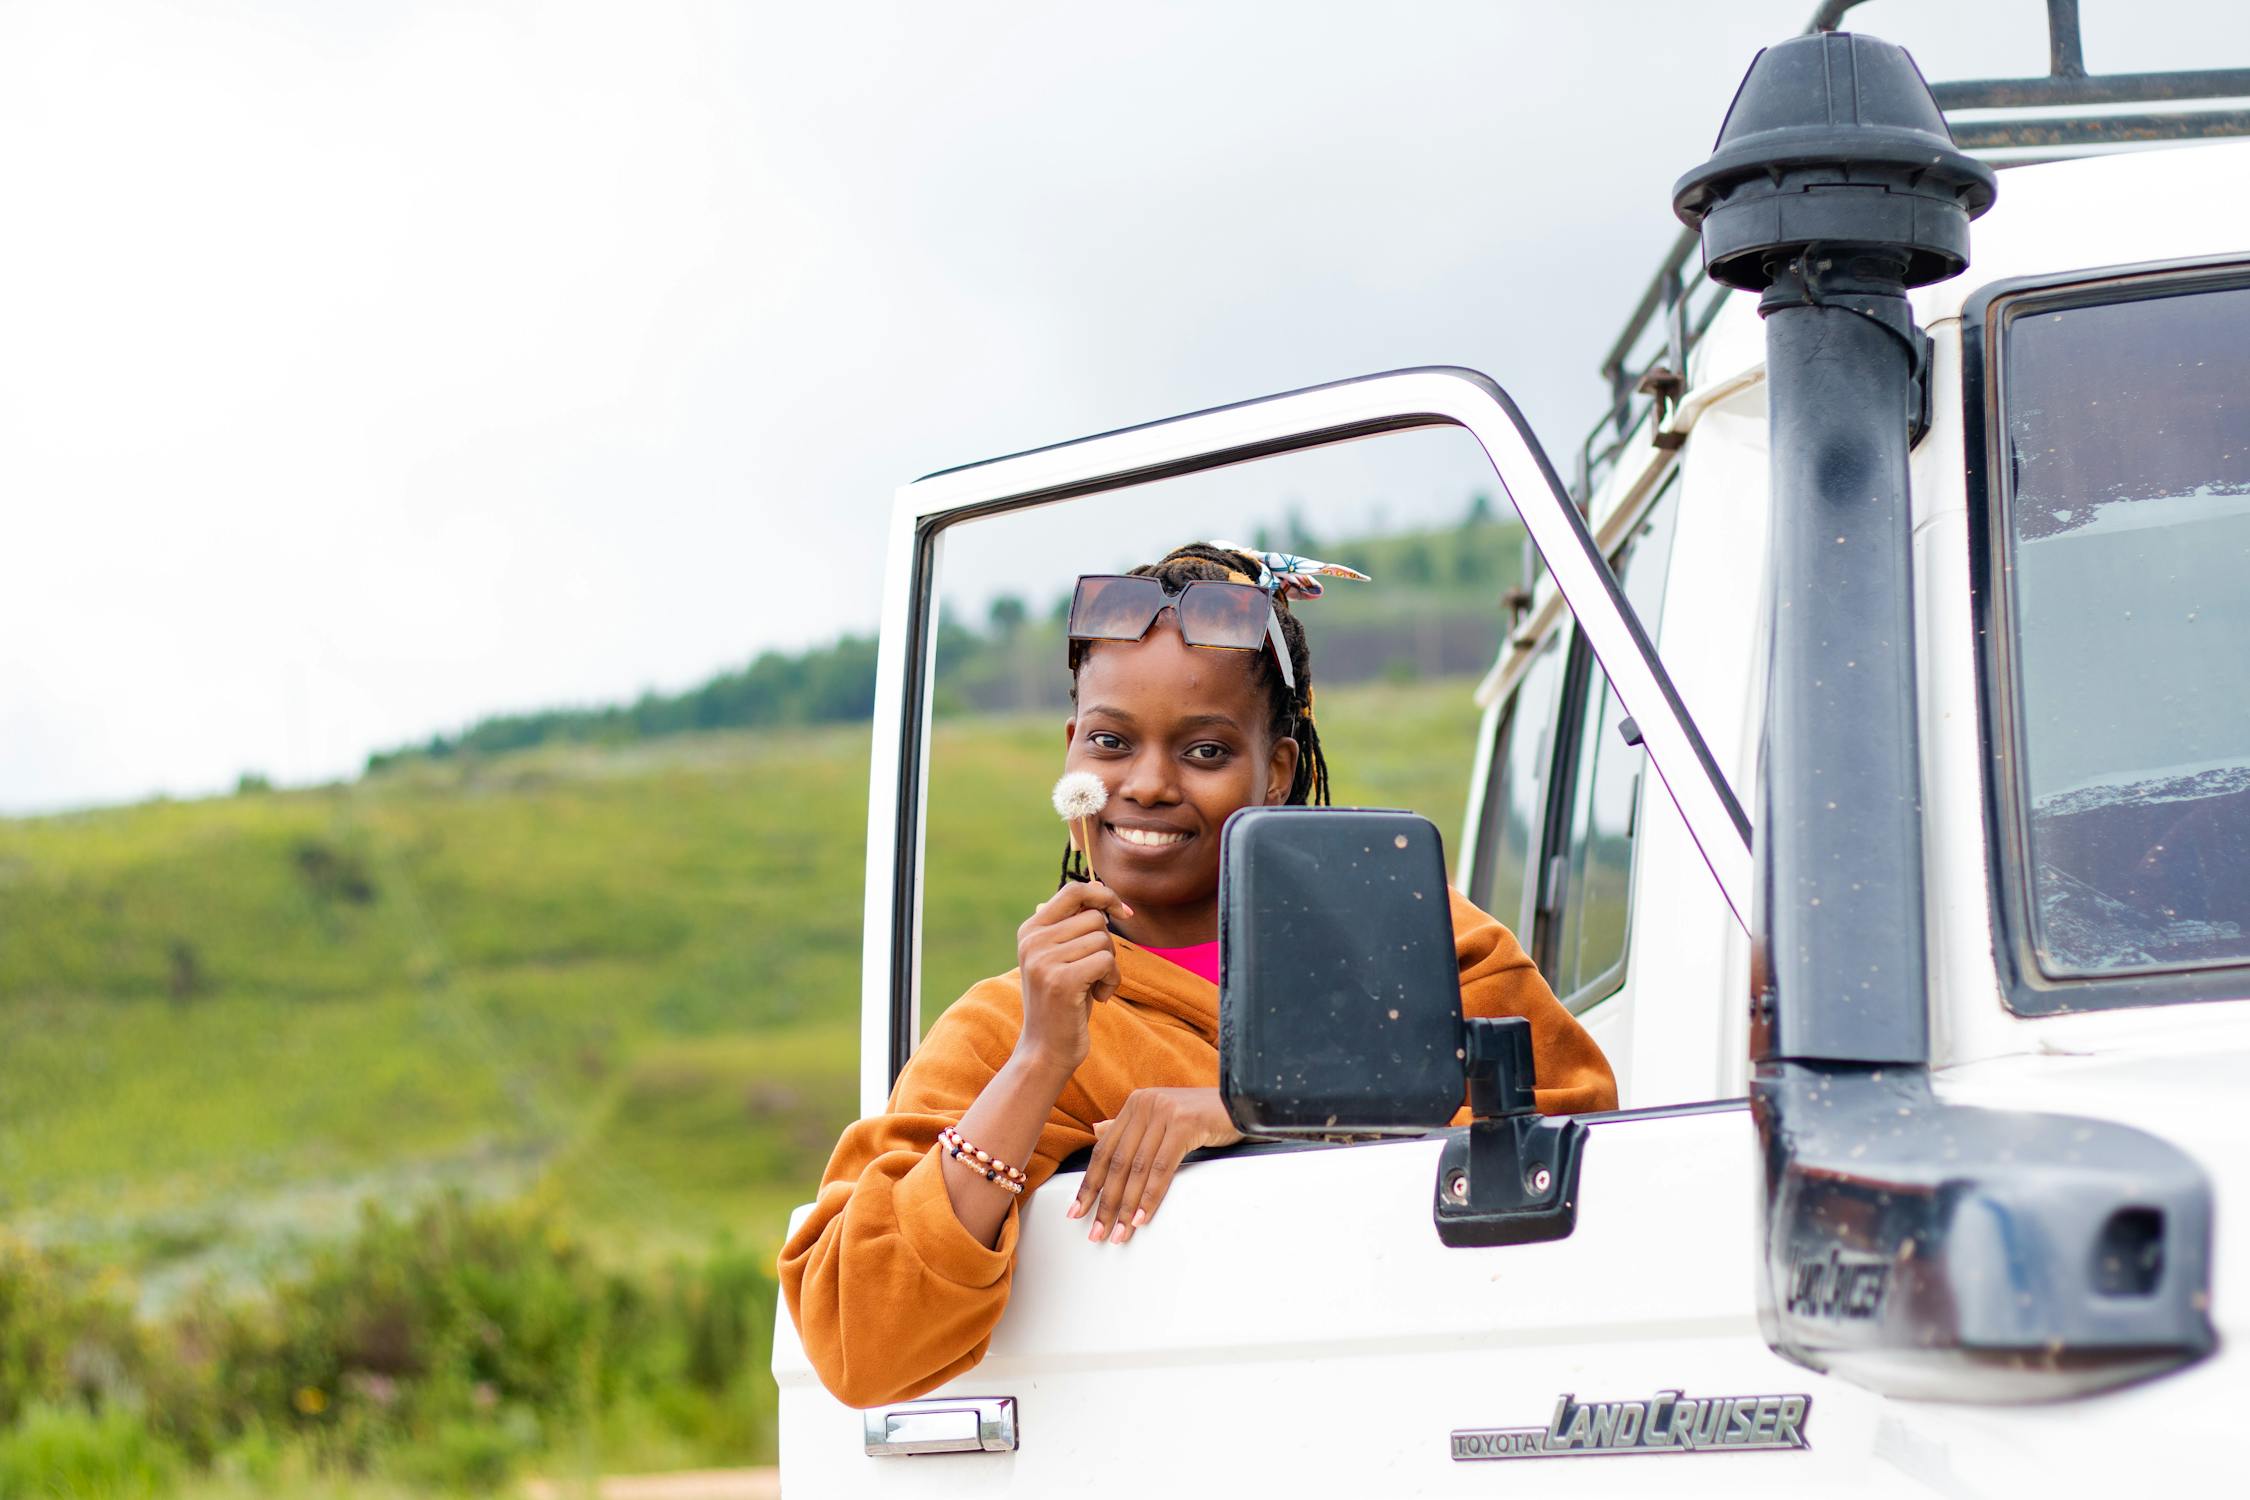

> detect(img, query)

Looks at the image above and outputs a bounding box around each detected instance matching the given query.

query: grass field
[0,675,1487,1304]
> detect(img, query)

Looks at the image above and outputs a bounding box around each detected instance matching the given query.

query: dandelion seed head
[1052,771,1109,821]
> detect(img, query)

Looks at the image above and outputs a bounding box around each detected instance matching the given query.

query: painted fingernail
[1109,1220,1129,1244]
[1088,1222,1105,1243]
[1065,1200,1083,1219]
[1131,1208,1148,1228]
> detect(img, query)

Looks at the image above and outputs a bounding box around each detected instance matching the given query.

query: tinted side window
[1469,630,1565,939]
[1999,281,2250,984]
[1544,487,1682,1007]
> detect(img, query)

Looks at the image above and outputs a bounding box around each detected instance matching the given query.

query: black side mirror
[1217,806,1464,1133]
[1217,806,1586,1246]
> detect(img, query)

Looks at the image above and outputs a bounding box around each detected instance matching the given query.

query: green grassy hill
[1,677,1487,1301]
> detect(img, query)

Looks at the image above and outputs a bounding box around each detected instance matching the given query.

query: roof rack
[1924,0,2250,156]
[1571,224,1726,507]
[1570,0,2250,508]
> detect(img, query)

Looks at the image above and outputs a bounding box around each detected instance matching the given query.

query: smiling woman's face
[1065,615,1299,947]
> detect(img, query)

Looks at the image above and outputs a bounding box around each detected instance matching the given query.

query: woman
[778,542,1615,1407]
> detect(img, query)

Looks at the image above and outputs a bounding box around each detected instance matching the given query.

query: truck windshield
[1999,278,2250,984]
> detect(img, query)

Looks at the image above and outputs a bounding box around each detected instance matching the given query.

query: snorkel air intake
[1675,32,2214,1400]
[1675,32,1993,299]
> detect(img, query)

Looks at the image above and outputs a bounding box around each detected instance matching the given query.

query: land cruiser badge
[1451,1389,1812,1460]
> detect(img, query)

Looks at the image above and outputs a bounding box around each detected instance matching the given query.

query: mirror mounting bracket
[1432,1018,1588,1248]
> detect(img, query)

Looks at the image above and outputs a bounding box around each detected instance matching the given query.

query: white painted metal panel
[1914,139,2250,328]
[1614,380,1769,1106]
[775,1100,2243,1494]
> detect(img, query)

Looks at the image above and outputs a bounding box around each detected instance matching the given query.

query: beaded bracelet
[940,1126,1027,1187]
[940,1126,1027,1195]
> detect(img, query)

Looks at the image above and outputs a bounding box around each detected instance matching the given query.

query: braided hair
[1060,541,1332,886]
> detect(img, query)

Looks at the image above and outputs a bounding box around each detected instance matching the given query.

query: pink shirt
[1139,940,1220,987]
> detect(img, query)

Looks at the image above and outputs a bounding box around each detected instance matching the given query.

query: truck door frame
[858,364,1752,1113]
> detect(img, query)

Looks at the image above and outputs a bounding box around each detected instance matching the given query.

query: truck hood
[1937,1009,2250,1338]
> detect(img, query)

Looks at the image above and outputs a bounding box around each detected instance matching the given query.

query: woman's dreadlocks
[1059,541,1332,886]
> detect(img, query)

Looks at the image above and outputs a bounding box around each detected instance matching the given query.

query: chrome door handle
[862,1395,1018,1456]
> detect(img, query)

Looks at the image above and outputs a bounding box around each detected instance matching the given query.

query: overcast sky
[4,0,2242,812]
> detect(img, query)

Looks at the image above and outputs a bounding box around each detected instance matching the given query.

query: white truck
[774,3,2250,1491]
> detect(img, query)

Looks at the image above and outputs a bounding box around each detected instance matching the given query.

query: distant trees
[986,595,1027,638]
[365,635,883,774]
[363,503,1528,777]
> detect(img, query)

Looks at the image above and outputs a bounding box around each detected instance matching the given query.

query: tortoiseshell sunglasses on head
[1066,574,1295,690]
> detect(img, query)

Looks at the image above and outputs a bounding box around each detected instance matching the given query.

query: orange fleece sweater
[778,887,1614,1408]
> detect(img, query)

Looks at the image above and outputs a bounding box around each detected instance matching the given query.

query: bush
[0,1198,783,1492]
[0,1234,155,1433]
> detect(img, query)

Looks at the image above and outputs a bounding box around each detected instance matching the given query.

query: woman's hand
[1069,1087,1243,1244]
[1013,881,1132,1080]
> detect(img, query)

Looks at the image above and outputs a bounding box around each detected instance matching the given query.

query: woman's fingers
[1017,910,1114,981]
[1102,1119,1191,1245]
[1022,918,1117,1010]
[1090,1102,1174,1241]
[1056,950,1119,1003]
[1110,1123,1191,1244]
[1079,947,1121,1004]
[1070,1114,1125,1223]
[1088,1110,1150,1241]
[1020,884,1126,1013]
[1018,904,1112,950]
[1034,880,1133,925]
[1045,929,1116,967]
[1080,1109,1154,1240]
[1067,1090,1235,1242]
[1064,1118,1112,1221]
[1045,907,1114,942]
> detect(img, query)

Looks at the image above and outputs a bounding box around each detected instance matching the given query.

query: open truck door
[772,362,1793,1496]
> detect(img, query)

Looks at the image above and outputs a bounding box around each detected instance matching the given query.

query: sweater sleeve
[1449,888,1619,1116]
[777,976,1099,1408]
